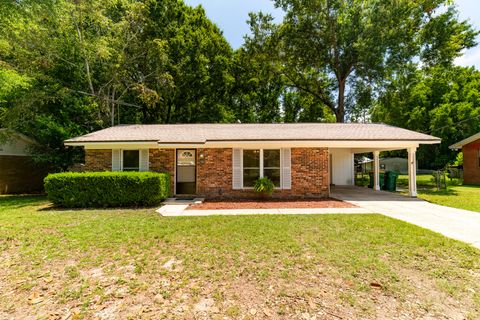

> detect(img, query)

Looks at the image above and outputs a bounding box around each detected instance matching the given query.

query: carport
[329,142,436,198]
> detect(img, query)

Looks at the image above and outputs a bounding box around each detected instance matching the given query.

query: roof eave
[449,132,480,150]
[65,138,441,146]
[64,140,159,146]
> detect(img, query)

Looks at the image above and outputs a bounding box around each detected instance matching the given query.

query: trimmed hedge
[44,172,170,208]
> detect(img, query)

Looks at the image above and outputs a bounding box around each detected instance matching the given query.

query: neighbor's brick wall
[463,140,480,185]
[84,149,111,171]
[196,147,329,198]
[0,155,49,194]
[149,148,175,195]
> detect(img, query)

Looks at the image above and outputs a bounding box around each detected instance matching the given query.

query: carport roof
[65,123,441,145]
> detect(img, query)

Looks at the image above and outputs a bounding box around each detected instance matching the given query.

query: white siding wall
[0,137,30,156]
[330,149,354,186]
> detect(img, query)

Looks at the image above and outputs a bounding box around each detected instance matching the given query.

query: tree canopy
[373,65,480,168]
[0,0,479,170]
[0,0,235,169]
[244,0,477,123]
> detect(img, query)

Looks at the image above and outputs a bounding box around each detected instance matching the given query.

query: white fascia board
[350,146,418,153]
[186,140,431,149]
[66,142,160,149]
[67,139,436,150]
[449,132,480,150]
[0,152,29,156]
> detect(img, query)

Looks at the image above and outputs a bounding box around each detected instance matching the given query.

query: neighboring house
[450,132,480,185]
[359,157,410,174]
[65,123,441,198]
[0,129,48,194]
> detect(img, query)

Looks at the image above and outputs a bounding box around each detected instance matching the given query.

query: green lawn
[397,174,480,212]
[1,196,480,319]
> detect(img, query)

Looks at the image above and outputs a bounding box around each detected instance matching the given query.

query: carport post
[408,147,417,197]
[373,151,380,191]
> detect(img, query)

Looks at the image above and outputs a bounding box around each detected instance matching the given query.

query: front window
[123,150,139,171]
[242,149,280,188]
[263,149,280,187]
[243,150,260,187]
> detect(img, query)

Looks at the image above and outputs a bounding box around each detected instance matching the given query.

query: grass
[1,195,480,319]
[397,174,480,212]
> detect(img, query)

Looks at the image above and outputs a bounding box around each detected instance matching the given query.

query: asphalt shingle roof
[65,123,440,144]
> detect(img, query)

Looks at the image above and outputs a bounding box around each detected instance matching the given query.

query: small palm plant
[253,177,275,198]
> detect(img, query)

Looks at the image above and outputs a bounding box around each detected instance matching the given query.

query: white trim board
[68,140,427,149]
[450,132,480,150]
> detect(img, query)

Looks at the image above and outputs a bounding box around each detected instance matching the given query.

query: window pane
[263,149,280,168]
[123,150,139,171]
[264,168,280,187]
[243,149,260,168]
[243,169,260,187]
[177,150,196,166]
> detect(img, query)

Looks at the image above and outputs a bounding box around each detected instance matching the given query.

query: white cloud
[455,47,480,69]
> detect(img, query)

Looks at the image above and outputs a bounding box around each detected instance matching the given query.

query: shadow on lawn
[38,204,160,212]
[0,194,159,213]
[0,194,48,210]
[419,188,459,196]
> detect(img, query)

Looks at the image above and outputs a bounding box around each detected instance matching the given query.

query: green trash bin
[384,171,398,191]
[368,172,385,189]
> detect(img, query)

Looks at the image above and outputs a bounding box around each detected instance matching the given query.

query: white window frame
[121,149,140,171]
[242,149,281,189]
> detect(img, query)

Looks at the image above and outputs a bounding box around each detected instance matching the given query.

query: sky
[183,0,480,69]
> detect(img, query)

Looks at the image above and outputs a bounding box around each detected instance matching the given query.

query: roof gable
[449,132,480,150]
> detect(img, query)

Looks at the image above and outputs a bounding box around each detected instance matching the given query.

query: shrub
[253,177,275,196]
[44,171,170,208]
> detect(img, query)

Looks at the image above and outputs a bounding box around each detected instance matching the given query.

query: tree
[372,66,480,168]
[120,0,235,124]
[246,0,477,122]
[234,12,335,123]
[0,0,236,170]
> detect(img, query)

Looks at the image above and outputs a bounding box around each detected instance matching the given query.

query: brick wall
[463,140,480,185]
[196,147,329,198]
[0,155,48,194]
[83,147,330,198]
[197,148,233,197]
[149,148,175,195]
[84,149,111,171]
[290,147,330,197]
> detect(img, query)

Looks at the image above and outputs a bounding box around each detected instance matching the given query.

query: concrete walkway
[159,207,370,217]
[331,186,480,249]
[157,188,480,249]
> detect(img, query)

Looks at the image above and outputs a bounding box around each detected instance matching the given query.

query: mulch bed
[188,198,357,210]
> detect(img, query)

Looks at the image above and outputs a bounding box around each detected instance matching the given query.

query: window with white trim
[122,150,140,171]
[478,149,480,167]
[263,149,281,187]
[242,149,281,188]
[243,149,260,187]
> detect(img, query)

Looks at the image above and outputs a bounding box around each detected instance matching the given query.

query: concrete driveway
[331,186,480,249]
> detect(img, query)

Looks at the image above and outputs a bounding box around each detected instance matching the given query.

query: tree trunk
[73,10,95,95]
[336,78,346,123]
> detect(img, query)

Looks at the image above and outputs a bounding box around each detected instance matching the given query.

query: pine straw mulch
[188,198,357,210]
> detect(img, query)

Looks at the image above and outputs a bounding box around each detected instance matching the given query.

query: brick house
[0,129,49,194]
[450,132,480,185]
[65,123,440,198]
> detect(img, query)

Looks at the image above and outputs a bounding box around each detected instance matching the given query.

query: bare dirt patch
[188,198,357,210]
